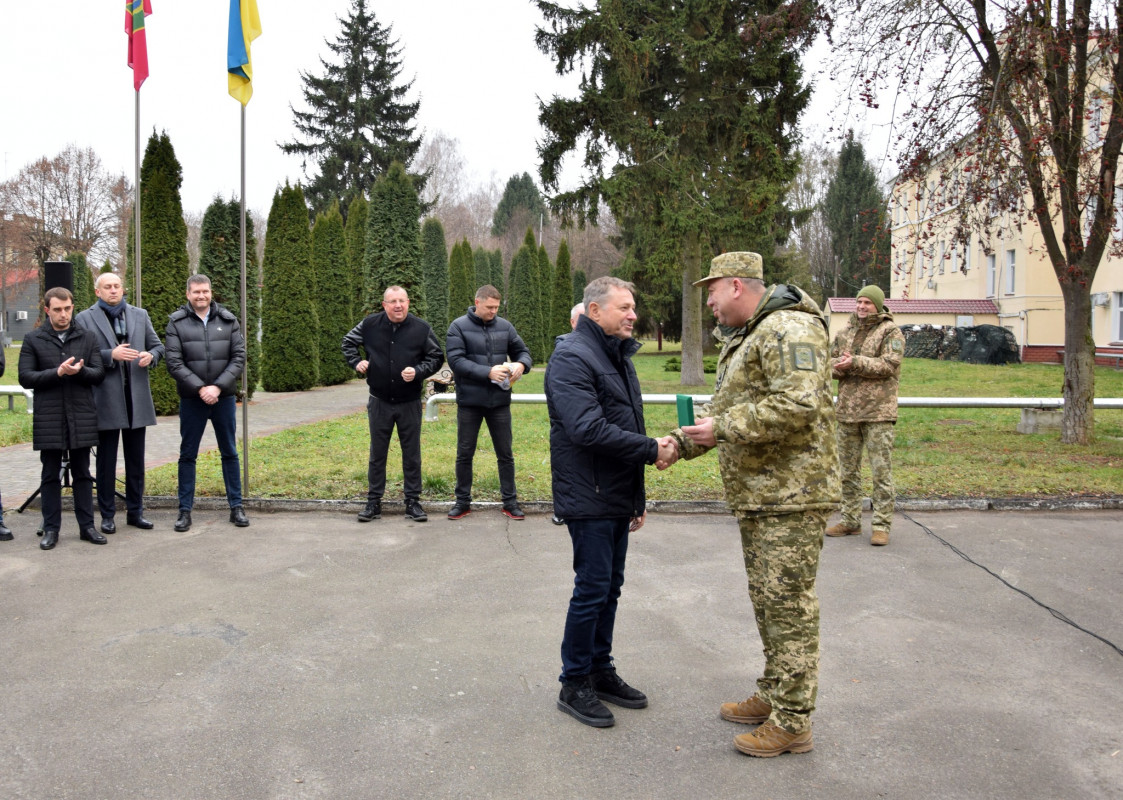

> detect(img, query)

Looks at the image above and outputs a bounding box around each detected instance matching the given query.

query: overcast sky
[0,2,880,217]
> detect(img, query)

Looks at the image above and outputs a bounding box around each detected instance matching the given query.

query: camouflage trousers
[838,421,896,532]
[736,509,826,735]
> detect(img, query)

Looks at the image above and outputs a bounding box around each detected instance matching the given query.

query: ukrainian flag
[228,0,261,105]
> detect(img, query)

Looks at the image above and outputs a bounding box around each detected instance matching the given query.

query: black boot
[591,667,648,709]
[557,677,614,727]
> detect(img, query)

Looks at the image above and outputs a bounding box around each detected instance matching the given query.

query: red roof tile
[828,297,999,314]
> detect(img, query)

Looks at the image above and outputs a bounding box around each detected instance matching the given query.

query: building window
[1005,249,1016,295]
[1114,187,1123,240]
[986,253,997,296]
[1114,292,1123,341]
[938,241,946,274]
[1085,194,1098,240]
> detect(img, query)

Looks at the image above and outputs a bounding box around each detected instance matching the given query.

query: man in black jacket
[545,276,675,728]
[445,285,532,520]
[165,274,247,532]
[18,287,107,550]
[341,286,444,523]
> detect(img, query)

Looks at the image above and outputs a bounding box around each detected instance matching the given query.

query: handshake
[652,417,716,470]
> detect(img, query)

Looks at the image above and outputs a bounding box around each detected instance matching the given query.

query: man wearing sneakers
[827,284,904,546]
[445,285,532,521]
[342,286,444,523]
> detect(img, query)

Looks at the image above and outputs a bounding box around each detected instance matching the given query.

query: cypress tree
[489,249,504,294]
[345,194,369,315]
[551,239,573,341]
[199,197,262,398]
[313,201,354,385]
[472,246,491,290]
[421,217,449,335]
[262,183,320,391]
[537,244,553,360]
[448,238,475,319]
[127,130,190,415]
[573,269,587,305]
[364,161,424,318]
[67,251,96,311]
[100,260,114,275]
[505,235,543,363]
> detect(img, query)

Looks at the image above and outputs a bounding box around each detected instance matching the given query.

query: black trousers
[367,395,423,502]
[454,404,516,505]
[96,427,147,519]
[40,448,94,532]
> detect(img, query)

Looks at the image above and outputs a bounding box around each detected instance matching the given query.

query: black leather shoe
[591,668,648,709]
[357,500,381,522]
[404,499,428,522]
[551,513,565,526]
[0,518,12,541]
[174,511,192,532]
[502,503,525,520]
[40,529,59,550]
[127,515,154,530]
[100,518,116,534]
[80,527,108,545]
[557,677,615,727]
[230,506,250,527]
[447,502,471,520]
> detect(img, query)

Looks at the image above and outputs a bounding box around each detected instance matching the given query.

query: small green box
[676,394,695,427]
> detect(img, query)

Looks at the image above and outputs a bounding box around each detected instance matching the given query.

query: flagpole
[240,103,250,494]
[134,89,142,306]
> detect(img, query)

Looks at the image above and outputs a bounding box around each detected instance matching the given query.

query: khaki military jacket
[672,285,840,514]
[830,311,905,423]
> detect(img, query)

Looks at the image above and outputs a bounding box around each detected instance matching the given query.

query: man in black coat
[341,285,444,524]
[445,285,532,520]
[544,276,675,728]
[18,287,107,550]
[0,345,10,541]
[75,272,164,534]
[165,274,247,533]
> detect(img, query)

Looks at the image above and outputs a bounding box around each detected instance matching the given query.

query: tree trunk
[1059,281,1095,444]
[680,230,706,386]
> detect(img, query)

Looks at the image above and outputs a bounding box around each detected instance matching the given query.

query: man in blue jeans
[544,276,676,727]
[165,274,248,532]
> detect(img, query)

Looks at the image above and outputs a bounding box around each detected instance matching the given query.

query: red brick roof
[828,297,999,314]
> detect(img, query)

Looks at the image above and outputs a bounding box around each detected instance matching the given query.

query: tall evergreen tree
[280,0,424,215]
[345,193,369,315]
[99,259,114,275]
[506,232,545,363]
[66,251,96,311]
[127,130,189,415]
[421,217,450,335]
[537,244,553,359]
[199,197,262,398]
[448,238,475,319]
[364,161,424,317]
[491,172,548,237]
[262,183,319,391]
[489,249,504,294]
[313,201,354,385]
[550,239,573,341]
[572,268,587,306]
[472,246,491,289]
[823,132,891,295]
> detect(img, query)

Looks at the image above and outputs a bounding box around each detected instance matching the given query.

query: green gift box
[676,394,695,427]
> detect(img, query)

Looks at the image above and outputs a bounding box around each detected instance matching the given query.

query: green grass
[138,348,1123,502]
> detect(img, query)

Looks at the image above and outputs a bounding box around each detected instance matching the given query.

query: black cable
[902,511,1123,659]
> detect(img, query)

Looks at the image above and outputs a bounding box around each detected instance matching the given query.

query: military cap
[694,251,764,286]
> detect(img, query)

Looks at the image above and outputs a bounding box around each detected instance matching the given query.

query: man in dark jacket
[341,286,444,523]
[165,274,247,532]
[545,276,675,728]
[18,287,107,550]
[75,272,165,534]
[445,285,532,520]
[0,346,10,541]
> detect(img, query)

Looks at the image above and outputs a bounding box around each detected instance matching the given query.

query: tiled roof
[828,297,999,314]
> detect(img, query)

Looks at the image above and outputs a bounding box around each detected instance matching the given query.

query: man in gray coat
[76,273,164,533]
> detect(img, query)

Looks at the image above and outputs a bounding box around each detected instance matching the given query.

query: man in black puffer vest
[18,287,106,550]
[342,286,444,523]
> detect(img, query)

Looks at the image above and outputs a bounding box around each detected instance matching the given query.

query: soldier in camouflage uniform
[827,285,905,546]
[666,252,839,758]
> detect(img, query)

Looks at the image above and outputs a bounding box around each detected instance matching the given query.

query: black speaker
[44,261,74,293]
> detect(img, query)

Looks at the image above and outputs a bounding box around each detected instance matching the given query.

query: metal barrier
[0,386,33,414]
[423,393,1123,421]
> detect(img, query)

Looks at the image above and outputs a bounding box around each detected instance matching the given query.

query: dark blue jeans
[560,517,630,681]
[177,395,242,511]
[454,404,516,505]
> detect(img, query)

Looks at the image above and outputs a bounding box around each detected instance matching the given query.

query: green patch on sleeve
[791,343,817,371]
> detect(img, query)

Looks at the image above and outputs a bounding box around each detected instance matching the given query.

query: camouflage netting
[900,324,1020,364]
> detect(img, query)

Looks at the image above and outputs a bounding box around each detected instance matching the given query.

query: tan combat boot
[719,693,771,724]
[825,522,861,537]
[871,529,890,546]
[734,721,814,757]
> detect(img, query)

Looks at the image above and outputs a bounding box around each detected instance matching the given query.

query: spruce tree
[313,201,354,385]
[491,173,547,237]
[345,194,369,315]
[67,251,96,311]
[127,130,190,415]
[421,217,449,335]
[262,183,320,391]
[199,197,262,398]
[280,0,424,215]
[448,239,475,320]
[551,239,573,341]
[489,249,504,294]
[364,161,424,318]
[823,132,891,294]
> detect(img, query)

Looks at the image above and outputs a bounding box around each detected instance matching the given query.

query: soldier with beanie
[827,285,905,546]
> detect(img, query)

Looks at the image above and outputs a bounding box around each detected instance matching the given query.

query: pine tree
[280,0,424,215]
[262,183,319,391]
[421,217,449,335]
[489,249,504,294]
[199,197,262,398]
[364,162,424,318]
[127,130,190,415]
[823,132,891,295]
[448,239,475,319]
[551,239,573,340]
[67,251,96,311]
[345,194,369,315]
[313,201,354,385]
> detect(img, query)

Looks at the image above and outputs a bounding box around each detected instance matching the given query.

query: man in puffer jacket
[827,285,905,547]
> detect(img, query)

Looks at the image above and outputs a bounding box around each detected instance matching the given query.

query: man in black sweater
[342,286,444,523]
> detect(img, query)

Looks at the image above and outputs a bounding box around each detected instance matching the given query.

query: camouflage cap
[694,251,764,286]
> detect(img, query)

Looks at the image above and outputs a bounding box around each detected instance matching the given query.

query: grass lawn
[132,345,1123,502]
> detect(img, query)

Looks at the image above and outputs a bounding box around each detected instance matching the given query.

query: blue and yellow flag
[227,0,261,105]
